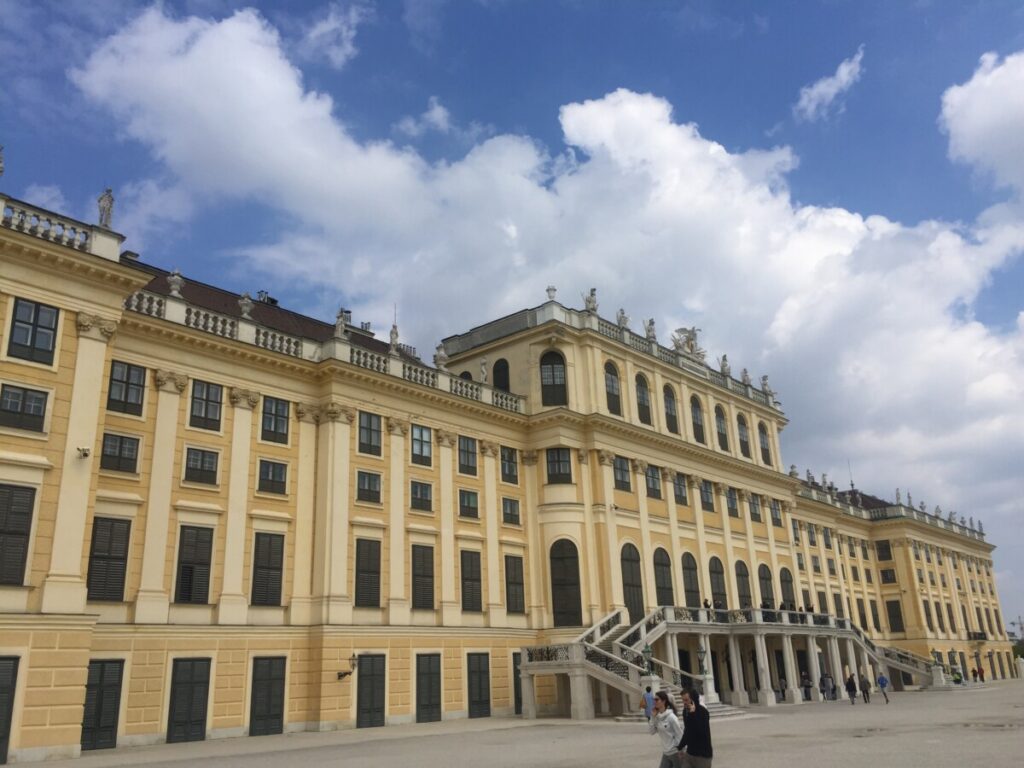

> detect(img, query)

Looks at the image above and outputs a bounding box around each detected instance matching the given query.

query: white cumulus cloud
[300,1,370,70]
[794,44,865,122]
[69,8,1024,621]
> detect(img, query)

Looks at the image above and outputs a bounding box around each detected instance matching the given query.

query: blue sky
[2,0,1023,627]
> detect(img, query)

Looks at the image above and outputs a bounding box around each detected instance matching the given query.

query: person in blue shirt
[641,686,655,721]
[876,672,890,703]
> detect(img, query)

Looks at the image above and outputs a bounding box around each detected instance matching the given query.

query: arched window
[621,543,644,624]
[780,568,796,608]
[604,362,621,415]
[459,371,473,381]
[715,406,729,451]
[663,386,679,434]
[539,351,567,406]
[758,422,772,465]
[690,396,705,444]
[758,564,774,608]
[635,374,652,425]
[654,548,674,606]
[709,557,727,609]
[492,359,510,392]
[737,415,751,458]
[550,540,582,627]
[681,552,701,608]
[735,561,752,608]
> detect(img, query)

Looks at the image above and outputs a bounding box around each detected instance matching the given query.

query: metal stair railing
[574,608,627,645]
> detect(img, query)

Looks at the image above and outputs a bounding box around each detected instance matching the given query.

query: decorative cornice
[75,312,117,342]
[387,417,410,437]
[229,387,260,409]
[322,403,355,423]
[154,369,188,393]
[480,440,499,458]
[295,402,320,423]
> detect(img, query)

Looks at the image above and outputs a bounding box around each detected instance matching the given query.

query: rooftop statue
[760,374,775,400]
[672,326,703,356]
[97,187,114,229]
[433,343,449,371]
[643,317,656,341]
[718,354,731,376]
[741,367,751,386]
[480,357,488,384]
[895,488,901,504]
[616,308,629,328]
[546,285,557,301]
[389,323,400,354]
[582,288,598,313]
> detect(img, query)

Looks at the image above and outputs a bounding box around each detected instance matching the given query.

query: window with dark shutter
[645,465,661,499]
[100,434,139,473]
[459,489,479,518]
[501,498,520,525]
[460,550,482,612]
[500,446,518,484]
[358,412,382,455]
[87,517,130,601]
[737,415,751,457]
[663,386,678,433]
[189,381,222,430]
[539,351,567,406]
[635,374,652,425]
[504,555,525,613]
[673,473,687,504]
[0,484,35,585]
[653,548,673,606]
[758,422,772,465]
[0,383,48,432]
[411,544,434,610]
[8,297,59,364]
[458,436,477,475]
[355,539,381,607]
[175,526,213,603]
[604,362,621,415]
[261,397,289,443]
[251,533,284,606]
[700,480,715,512]
[357,471,381,503]
[107,361,146,415]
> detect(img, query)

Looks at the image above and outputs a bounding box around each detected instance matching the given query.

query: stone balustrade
[1,194,124,261]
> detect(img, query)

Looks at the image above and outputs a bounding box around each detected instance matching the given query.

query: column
[520,671,537,719]
[753,633,776,706]
[288,403,318,624]
[134,369,188,623]
[569,670,596,720]
[717,483,739,609]
[578,449,602,622]
[481,441,504,625]
[387,418,410,624]
[828,636,843,682]
[41,314,118,614]
[781,634,800,703]
[312,403,354,624]
[437,430,460,624]
[859,646,873,686]
[805,635,822,701]
[727,634,749,706]
[700,632,720,704]
[216,387,259,624]
[633,459,656,612]
[689,476,712,601]
[845,638,858,679]
[662,467,684,605]
[597,451,625,611]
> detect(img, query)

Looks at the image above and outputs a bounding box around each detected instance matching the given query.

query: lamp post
[697,644,707,676]
[642,643,654,674]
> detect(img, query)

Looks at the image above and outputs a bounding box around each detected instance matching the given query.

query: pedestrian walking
[859,673,871,703]
[979,666,985,682]
[677,688,713,768]
[971,667,978,683]
[641,686,655,721]
[801,672,812,701]
[648,691,684,768]
[876,672,890,704]
[822,672,835,701]
[845,674,857,704]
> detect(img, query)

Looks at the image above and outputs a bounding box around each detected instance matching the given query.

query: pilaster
[632,458,656,612]
[386,417,410,624]
[522,449,545,624]
[288,402,319,624]
[312,403,354,624]
[597,450,625,611]
[480,440,504,625]
[437,430,459,624]
[578,448,601,622]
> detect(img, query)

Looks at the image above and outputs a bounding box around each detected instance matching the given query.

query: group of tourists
[799,670,891,704]
[643,686,713,768]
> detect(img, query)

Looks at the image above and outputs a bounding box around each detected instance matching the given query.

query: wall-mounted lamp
[337,654,358,680]
[77,446,91,458]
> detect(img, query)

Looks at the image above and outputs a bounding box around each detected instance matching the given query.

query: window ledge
[0,450,53,470]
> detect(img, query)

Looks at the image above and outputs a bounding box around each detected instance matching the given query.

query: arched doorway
[621,544,644,624]
[549,540,582,627]
[735,561,752,609]
[681,553,701,607]
[653,548,673,606]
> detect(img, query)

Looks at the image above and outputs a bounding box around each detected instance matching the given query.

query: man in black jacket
[677,688,713,768]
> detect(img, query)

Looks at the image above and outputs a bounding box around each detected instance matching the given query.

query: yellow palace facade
[0,191,1016,762]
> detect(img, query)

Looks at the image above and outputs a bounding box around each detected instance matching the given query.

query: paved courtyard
[55,680,1023,768]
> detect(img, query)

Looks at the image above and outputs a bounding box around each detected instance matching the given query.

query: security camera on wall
[77,446,91,458]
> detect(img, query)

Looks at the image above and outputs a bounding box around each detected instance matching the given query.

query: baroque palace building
[0,190,1016,762]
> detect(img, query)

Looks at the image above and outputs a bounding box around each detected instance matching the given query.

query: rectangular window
[357,471,381,503]
[917,568,924,584]
[928,571,936,586]
[458,436,478,475]
[823,528,832,549]
[833,593,844,618]
[827,558,836,576]
[87,517,131,601]
[500,446,518,484]
[189,380,222,431]
[0,383,48,432]
[411,481,432,512]
[184,448,218,485]
[645,465,662,499]
[881,570,898,586]
[857,598,868,629]
[851,566,860,582]
[261,397,289,443]
[876,540,893,560]
[502,497,520,525]
[726,488,738,517]
[258,460,288,494]
[358,412,382,455]
[175,526,213,604]
[886,600,905,632]
[459,489,479,518]
[0,484,34,585]
[796,552,805,571]
[8,297,58,364]
[812,555,821,574]
[411,544,434,610]
[870,600,882,631]
[807,525,817,546]
[922,601,934,632]
[861,542,869,560]
[673,473,687,504]
[817,591,828,614]
[770,499,783,527]
[251,532,284,606]
[100,434,139,473]
[791,519,800,542]
[865,569,873,584]
[546,448,572,484]
[749,494,762,522]
[935,601,945,632]
[411,424,432,466]
[354,539,381,607]
[700,480,715,512]
[460,550,482,612]
[504,554,525,614]
[946,603,956,633]
[107,361,145,415]
[613,456,631,491]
